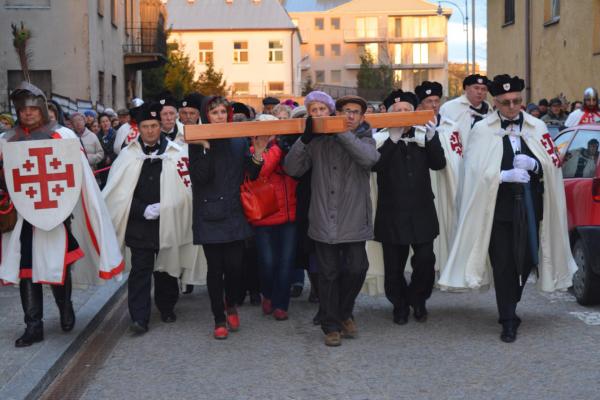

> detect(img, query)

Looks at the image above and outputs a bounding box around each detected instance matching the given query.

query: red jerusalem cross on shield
[3,139,83,231]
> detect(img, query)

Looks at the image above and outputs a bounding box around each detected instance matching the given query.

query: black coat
[372,129,446,245]
[189,138,261,245]
[124,137,169,249]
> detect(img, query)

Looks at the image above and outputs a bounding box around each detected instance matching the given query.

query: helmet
[583,87,598,111]
[9,81,50,123]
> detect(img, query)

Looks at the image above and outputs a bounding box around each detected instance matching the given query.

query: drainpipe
[525,0,532,103]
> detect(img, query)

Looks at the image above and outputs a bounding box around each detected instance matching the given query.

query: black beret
[415,81,443,103]
[382,90,418,111]
[179,92,204,111]
[335,95,367,113]
[156,91,178,110]
[231,102,251,118]
[462,74,489,89]
[262,96,280,106]
[488,74,525,97]
[134,102,161,123]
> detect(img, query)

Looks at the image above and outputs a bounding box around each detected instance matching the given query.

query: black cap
[382,90,418,110]
[539,98,549,106]
[415,81,443,103]
[335,95,368,113]
[156,91,178,110]
[179,92,204,111]
[231,102,251,119]
[548,97,562,107]
[463,74,489,89]
[133,102,162,123]
[488,74,525,97]
[262,96,280,106]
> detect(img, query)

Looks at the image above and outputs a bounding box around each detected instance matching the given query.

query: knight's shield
[3,139,83,231]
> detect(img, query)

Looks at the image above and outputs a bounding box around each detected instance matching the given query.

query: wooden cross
[184,110,435,143]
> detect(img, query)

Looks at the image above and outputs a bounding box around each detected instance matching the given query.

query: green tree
[143,42,199,100]
[196,60,227,97]
[356,52,395,101]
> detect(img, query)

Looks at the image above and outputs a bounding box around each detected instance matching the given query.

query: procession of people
[1,72,588,348]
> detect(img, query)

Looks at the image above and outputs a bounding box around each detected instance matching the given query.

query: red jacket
[250,142,297,226]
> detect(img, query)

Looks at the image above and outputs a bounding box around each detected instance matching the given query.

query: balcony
[343,28,388,43]
[387,36,446,43]
[123,23,167,69]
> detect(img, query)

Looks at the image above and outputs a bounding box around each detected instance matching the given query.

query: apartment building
[0,0,167,112]
[166,0,301,97]
[487,0,600,103]
[288,0,452,97]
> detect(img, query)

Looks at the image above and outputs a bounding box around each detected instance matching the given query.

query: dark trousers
[239,239,260,303]
[255,223,297,311]
[128,247,180,324]
[314,241,368,334]
[488,220,535,324]
[204,241,245,324]
[382,241,435,317]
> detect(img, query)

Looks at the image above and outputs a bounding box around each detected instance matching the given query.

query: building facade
[487,0,600,103]
[288,0,452,98]
[0,0,166,113]
[166,0,301,97]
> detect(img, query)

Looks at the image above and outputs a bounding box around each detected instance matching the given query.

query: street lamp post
[437,0,469,76]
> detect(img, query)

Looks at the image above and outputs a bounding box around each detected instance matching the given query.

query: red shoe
[226,308,240,332]
[273,309,288,321]
[261,298,273,315]
[214,325,228,340]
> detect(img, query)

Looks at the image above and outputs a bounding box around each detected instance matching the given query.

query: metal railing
[123,23,167,55]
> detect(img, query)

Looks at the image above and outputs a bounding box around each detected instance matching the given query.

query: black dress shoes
[130,321,149,334]
[290,285,303,298]
[15,323,44,347]
[182,285,194,294]
[500,321,518,343]
[413,304,428,322]
[160,312,177,323]
[393,306,409,325]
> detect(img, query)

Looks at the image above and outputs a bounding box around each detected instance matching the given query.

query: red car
[554,124,600,305]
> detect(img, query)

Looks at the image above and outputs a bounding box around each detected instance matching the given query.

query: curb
[0,274,128,400]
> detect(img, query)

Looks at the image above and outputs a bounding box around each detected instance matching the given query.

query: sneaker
[324,331,342,347]
[214,324,228,340]
[273,309,289,321]
[226,308,240,332]
[341,318,357,338]
[261,298,273,315]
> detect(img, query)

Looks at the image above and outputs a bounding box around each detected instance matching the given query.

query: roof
[288,0,451,15]
[282,0,351,12]
[166,0,297,31]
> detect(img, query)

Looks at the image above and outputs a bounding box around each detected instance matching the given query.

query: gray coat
[284,122,380,244]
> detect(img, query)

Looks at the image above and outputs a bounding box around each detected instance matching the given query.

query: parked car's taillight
[593,178,600,202]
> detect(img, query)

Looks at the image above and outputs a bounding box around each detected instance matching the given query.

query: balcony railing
[123,23,167,68]
[343,28,388,43]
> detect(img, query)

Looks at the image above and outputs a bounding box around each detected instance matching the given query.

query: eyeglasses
[342,109,363,116]
[497,98,523,107]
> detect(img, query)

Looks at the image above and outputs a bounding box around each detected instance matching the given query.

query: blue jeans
[255,223,297,311]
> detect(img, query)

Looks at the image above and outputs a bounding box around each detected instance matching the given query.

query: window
[562,130,600,178]
[392,44,402,64]
[363,43,379,61]
[544,0,560,25]
[412,69,429,85]
[315,18,324,30]
[233,41,248,63]
[390,18,402,38]
[331,44,341,56]
[393,70,402,86]
[232,82,250,95]
[315,70,325,83]
[268,82,284,94]
[412,43,428,64]
[4,0,50,8]
[400,17,428,38]
[98,71,105,104]
[331,18,340,30]
[112,75,117,106]
[554,130,576,158]
[504,0,515,25]
[98,0,104,16]
[315,44,325,57]
[110,0,117,27]
[268,40,284,62]
[330,70,341,83]
[355,17,378,38]
[199,42,214,64]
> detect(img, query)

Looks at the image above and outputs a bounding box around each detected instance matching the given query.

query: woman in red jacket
[251,114,298,320]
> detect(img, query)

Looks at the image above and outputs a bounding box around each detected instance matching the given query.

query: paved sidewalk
[0,277,126,400]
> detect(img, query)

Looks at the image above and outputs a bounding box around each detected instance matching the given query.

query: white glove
[143,203,160,220]
[425,120,437,141]
[500,168,530,183]
[513,154,538,172]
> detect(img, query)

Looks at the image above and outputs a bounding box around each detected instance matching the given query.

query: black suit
[489,134,544,324]
[126,136,179,325]
[372,129,446,316]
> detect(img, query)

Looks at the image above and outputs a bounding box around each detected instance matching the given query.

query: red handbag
[240,176,279,222]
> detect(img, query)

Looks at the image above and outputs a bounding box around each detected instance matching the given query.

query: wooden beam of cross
[184,110,435,143]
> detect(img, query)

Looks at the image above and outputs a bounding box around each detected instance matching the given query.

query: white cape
[438,112,577,292]
[102,139,206,284]
[0,127,124,285]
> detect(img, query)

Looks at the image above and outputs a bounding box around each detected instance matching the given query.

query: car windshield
[562,129,600,178]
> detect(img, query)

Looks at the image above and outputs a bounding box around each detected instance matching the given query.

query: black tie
[144,143,160,154]
[500,113,524,130]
